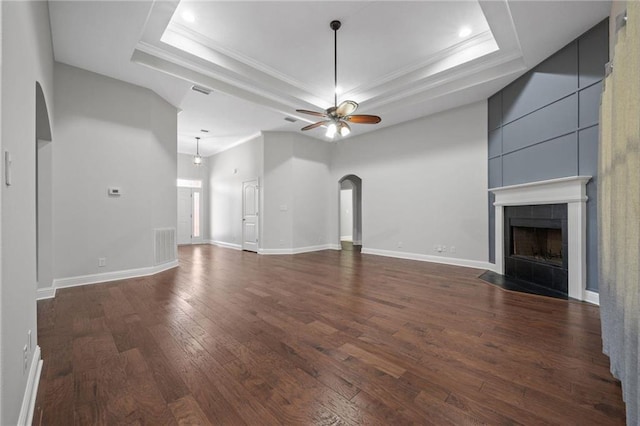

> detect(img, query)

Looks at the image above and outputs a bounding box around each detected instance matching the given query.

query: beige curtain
[599,2,640,424]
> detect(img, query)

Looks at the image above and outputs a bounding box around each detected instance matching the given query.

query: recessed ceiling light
[458,27,472,38]
[182,10,196,23]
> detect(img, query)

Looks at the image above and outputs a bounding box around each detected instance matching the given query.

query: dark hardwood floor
[34,245,625,425]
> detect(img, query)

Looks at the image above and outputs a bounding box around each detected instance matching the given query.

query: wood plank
[340,343,406,378]
[168,395,212,426]
[34,244,625,425]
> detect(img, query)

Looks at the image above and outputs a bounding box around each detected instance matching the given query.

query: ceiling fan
[297,20,381,138]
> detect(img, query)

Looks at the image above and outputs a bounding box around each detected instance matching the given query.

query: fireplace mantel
[490,176,595,303]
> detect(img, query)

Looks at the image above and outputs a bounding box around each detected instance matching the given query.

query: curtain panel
[599,2,640,424]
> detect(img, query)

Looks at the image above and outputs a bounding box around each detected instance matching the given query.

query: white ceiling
[48,0,611,157]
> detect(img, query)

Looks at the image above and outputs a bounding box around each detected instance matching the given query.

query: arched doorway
[36,82,53,289]
[338,174,362,249]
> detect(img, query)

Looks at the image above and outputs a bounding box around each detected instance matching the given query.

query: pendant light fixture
[193,136,202,165]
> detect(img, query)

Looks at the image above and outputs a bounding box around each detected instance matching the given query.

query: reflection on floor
[340,241,362,252]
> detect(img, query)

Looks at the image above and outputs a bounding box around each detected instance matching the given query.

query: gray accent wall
[488,19,608,292]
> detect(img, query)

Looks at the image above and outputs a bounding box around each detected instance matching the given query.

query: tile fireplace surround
[490,176,598,304]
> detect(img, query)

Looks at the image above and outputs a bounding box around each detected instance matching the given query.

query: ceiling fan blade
[346,114,382,124]
[336,100,358,117]
[301,120,330,131]
[296,109,327,118]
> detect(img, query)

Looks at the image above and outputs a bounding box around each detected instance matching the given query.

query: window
[177,179,202,188]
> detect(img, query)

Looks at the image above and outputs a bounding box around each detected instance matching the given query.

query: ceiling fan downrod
[330,20,341,108]
[295,19,381,136]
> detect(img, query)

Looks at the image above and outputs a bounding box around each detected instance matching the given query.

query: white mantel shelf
[490,176,594,303]
[491,176,592,206]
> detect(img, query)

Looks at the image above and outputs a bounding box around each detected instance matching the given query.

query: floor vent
[154,228,176,265]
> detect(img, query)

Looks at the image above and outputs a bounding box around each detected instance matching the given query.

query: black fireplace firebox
[504,204,568,296]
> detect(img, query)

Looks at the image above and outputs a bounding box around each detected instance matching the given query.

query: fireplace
[511,225,563,266]
[504,205,568,296]
[489,176,593,302]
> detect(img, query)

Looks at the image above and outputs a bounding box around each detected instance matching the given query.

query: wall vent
[154,228,176,265]
[284,117,297,123]
[191,85,212,95]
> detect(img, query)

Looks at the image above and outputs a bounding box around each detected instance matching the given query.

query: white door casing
[242,179,259,252]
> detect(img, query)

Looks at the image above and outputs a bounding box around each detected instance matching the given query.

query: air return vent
[191,85,212,95]
[154,228,176,265]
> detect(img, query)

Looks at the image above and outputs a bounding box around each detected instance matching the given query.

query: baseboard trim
[260,244,335,255]
[18,345,42,426]
[584,289,600,305]
[36,286,56,300]
[209,240,242,250]
[361,248,493,271]
[48,261,178,296]
[340,236,353,241]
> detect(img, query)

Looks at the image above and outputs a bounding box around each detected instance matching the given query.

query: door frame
[338,175,362,247]
[177,183,204,245]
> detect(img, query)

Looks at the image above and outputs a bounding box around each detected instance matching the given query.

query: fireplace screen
[511,226,563,266]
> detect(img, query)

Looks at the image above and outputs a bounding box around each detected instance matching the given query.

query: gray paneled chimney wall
[487,19,609,292]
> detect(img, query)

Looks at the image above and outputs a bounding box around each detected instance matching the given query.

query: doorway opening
[339,175,362,250]
[177,179,203,245]
[36,82,53,289]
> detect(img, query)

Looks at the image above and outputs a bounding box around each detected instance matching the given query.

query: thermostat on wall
[108,187,122,196]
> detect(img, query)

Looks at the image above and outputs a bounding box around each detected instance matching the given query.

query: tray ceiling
[49,1,611,156]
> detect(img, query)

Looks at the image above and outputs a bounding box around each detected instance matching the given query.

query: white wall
[208,135,263,247]
[212,112,487,262]
[330,101,489,264]
[177,153,209,241]
[292,135,332,249]
[52,63,177,281]
[262,132,294,249]
[261,132,333,252]
[0,1,55,423]
[37,140,53,289]
[340,189,353,240]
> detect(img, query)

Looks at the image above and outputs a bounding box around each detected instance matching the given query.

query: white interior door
[177,187,192,245]
[242,179,259,252]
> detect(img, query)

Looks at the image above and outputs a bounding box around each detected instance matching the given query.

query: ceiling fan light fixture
[338,121,351,137]
[326,122,337,138]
